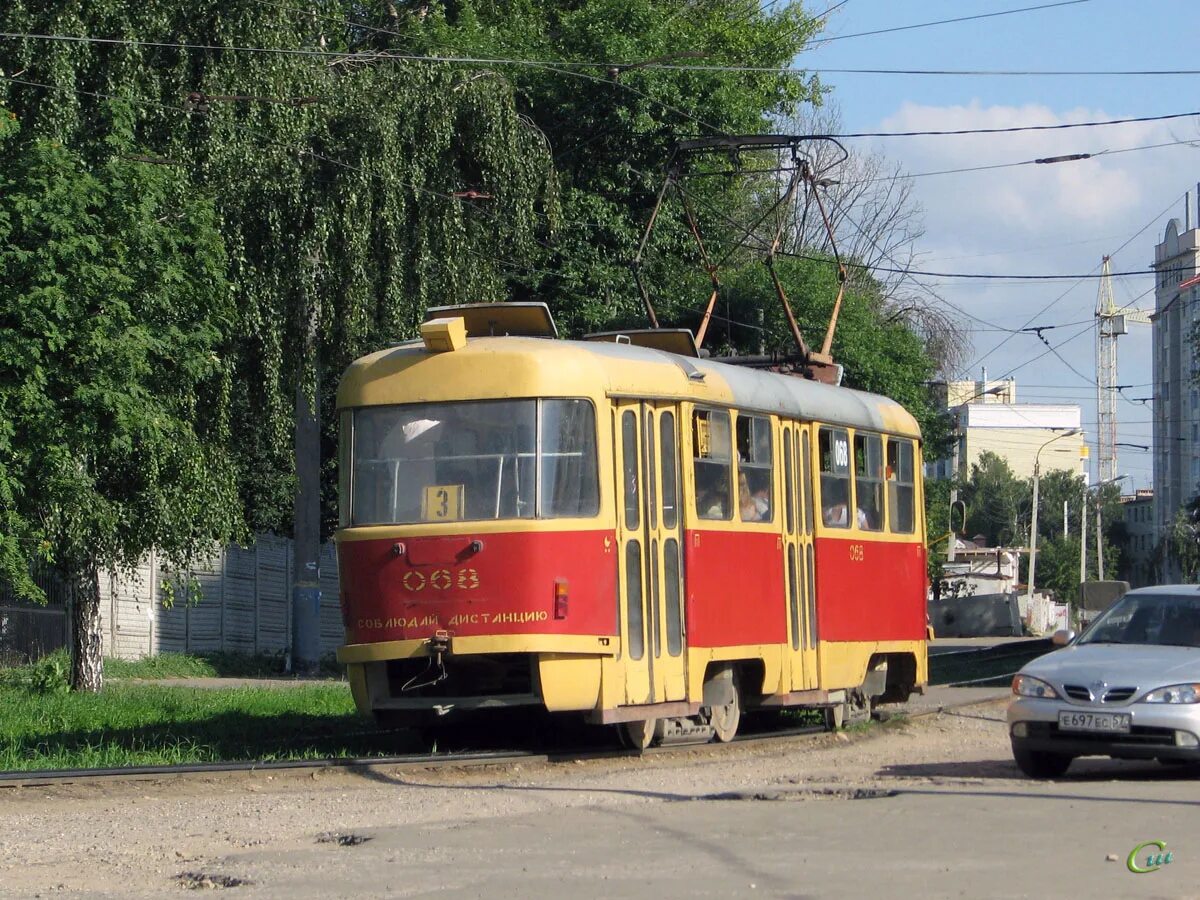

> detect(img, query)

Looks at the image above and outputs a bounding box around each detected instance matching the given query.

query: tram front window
[349,399,598,524]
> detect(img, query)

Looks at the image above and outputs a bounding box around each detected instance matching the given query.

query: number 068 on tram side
[335,303,928,747]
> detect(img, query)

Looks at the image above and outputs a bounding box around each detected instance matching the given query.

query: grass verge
[105,650,343,680]
[0,681,417,771]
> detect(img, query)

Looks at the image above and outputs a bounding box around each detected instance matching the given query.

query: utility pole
[1028,460,1041,602]
[948,423,960,563]
[1080,495,1087,586]
[1095,256,1151,484]
[291,261,323,674]
[1096,257,1118,485]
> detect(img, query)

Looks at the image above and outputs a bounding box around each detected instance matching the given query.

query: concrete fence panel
[96,535,342,662]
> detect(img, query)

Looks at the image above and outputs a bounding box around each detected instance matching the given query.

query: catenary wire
[812,0,1091,44]
[6,31,1200,81]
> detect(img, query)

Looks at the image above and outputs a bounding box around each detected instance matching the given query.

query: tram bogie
[336,303,927,746]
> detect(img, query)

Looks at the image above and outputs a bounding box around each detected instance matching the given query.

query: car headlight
[1142,683,1200,704]
[1012,674,1059,699]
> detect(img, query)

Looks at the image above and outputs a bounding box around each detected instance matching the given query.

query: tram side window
[736,414,773,522]
[854,433,884,531]
[818,427,851,529]
[693,409,732,520]
[887,438,916,533]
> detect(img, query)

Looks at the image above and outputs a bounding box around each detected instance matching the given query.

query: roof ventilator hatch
[423,302,558,339]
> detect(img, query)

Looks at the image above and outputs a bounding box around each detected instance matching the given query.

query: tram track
[0,692,1005,790]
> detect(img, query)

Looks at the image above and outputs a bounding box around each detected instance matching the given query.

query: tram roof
[338,335,921,439]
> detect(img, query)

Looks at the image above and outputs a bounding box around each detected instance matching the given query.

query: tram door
[783,422,819,691]
[614,401,688,706]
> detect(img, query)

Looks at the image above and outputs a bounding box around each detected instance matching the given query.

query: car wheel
[1012,743,1072,778]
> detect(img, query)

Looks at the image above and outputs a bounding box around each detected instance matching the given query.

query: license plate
[1058,710,1131,733]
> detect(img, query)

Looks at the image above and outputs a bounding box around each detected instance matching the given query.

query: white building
[930,377,1086,482]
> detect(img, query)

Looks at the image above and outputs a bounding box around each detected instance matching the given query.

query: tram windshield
[348,399,599,524]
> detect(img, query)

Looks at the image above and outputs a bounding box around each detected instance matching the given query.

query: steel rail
[0,694,1006,789]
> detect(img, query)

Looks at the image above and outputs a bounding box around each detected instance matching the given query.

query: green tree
[958,452,1026,548]
[1032,535,1082,603]
[385,0,823,334]
[923,475,953,583]
[0,107,242,691]
[0,1,558,537]
[1166,502,1200,582]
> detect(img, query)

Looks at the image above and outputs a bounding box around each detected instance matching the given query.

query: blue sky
[801,0,1200,490]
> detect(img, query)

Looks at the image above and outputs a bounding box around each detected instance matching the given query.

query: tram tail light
[554,579,569,619]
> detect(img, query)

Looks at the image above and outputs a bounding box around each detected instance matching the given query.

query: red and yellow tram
[335,303,927,746]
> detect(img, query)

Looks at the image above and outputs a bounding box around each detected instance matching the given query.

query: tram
[335,303,927,746]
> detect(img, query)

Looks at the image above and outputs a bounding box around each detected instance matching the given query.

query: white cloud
[879,100,1191,244]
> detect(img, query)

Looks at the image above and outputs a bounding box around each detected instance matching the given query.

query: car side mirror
[1051,629,1075,647]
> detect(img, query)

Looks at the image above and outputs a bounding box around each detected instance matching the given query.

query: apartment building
[930,376,1086,482]
[1151,198,1200,561]
[1119,489,1155,588]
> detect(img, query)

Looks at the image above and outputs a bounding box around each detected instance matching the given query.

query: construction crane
[1095,255,1152,484]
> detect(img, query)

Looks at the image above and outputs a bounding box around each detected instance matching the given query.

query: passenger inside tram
[820,480,870,529]
[696,464,729,519]
[738,473,760,521]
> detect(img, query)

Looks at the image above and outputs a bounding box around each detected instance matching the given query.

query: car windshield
[1077,591,1200,648]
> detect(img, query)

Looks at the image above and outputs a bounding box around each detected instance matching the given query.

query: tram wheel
[620,719,658,752]
[708,671,741,743]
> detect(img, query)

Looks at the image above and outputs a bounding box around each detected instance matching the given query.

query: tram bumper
[337,634,613,717]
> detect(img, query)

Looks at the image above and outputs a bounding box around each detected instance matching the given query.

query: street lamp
[1028,428,1082,603]
[946,383,1008,562]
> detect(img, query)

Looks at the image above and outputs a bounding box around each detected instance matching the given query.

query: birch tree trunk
[69,558,104,693]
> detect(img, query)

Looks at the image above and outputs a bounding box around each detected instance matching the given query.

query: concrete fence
[98,535,343,661]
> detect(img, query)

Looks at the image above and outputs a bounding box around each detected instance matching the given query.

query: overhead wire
[1,29,1182,364]
[824,110,1200,139]
[962,190,1184,375]
[832,138,1200,187]
[1,71,786,342]
[811,0,1092,44]
[663,168,1022,336]
[6,31,1200,81]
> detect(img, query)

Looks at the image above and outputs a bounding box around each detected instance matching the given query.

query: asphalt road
[196,773,1200,899]
[5,695,1198,899]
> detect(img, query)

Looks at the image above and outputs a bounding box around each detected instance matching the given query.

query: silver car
[1008,585,1200,778]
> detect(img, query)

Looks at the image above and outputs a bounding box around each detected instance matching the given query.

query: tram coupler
[428,629,451,656]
